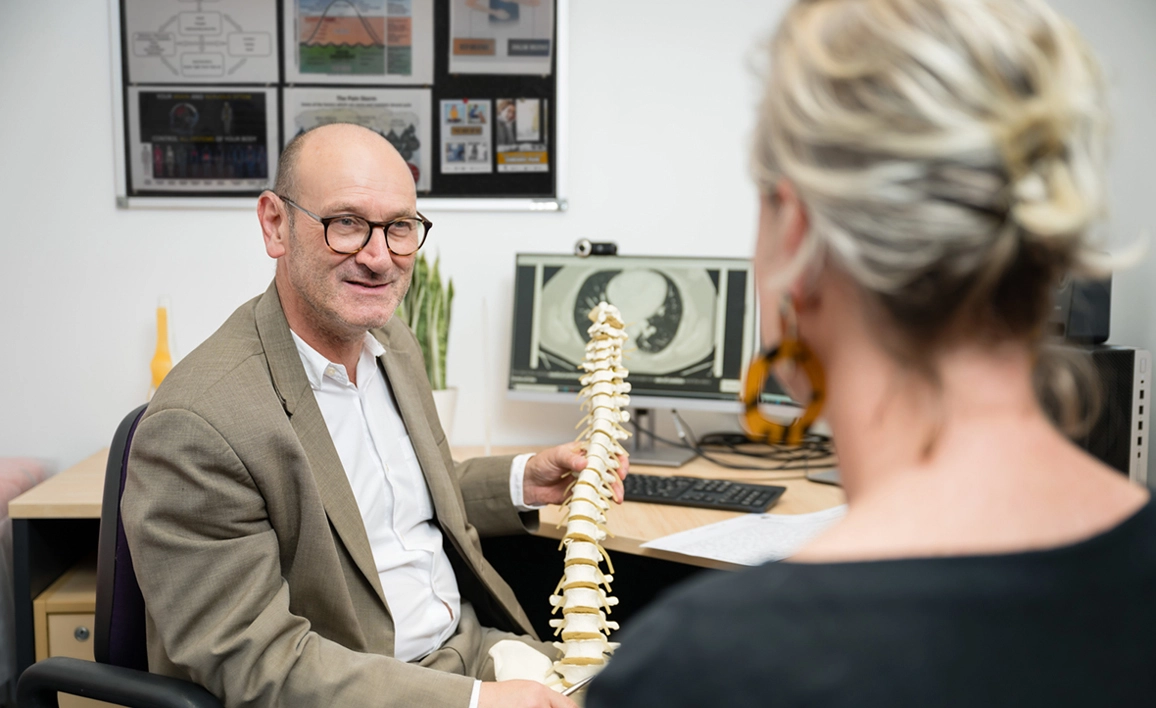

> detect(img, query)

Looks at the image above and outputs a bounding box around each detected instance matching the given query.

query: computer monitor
[507,253,799,464]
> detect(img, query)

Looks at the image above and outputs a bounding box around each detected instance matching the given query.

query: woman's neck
[786,274,1146,561]
[821,336,1042,502]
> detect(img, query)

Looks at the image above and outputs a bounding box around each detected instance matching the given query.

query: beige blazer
[123,281,543,707]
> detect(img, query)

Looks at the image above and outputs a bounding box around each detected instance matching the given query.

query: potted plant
[397,253,457,438]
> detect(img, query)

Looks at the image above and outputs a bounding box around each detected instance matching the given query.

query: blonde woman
[588,0,1156,705]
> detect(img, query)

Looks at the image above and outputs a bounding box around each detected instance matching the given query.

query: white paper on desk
[641,506,848,566]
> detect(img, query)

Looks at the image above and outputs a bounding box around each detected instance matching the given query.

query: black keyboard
[623,473,786,513]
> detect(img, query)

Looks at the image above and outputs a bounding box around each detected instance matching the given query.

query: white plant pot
[432,387,459,444]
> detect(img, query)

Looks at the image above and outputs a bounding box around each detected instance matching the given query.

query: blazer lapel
[255,282,390,611]
[377,319,536,635]
[375,324,469,536]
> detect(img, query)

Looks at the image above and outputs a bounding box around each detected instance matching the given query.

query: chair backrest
[93,404,150,671]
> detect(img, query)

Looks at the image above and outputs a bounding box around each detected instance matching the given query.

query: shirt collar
[290,330,385,391]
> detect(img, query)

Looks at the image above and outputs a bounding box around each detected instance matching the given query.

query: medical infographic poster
[283,0,434,85]
[123,0,279,84]
[449,0,554,75]
[128,87,279,193]
[284,88,432,192]
[495,97,548,172]
[439,99,492,174]
[114,0,559,202]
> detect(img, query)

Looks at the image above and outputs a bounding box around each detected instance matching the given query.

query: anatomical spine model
[550,302,631,688]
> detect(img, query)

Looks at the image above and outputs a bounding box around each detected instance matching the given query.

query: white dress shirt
[292,331,536,707]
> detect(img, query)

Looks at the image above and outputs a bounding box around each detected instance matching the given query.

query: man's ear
[257,191,288,259]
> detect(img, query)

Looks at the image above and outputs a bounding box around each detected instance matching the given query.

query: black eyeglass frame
[276,194,432,256]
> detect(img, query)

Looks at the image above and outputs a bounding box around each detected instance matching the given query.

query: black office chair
[17,405,222,708]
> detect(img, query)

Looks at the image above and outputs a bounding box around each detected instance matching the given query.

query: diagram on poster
[124,0,279,84]
[449,0,554,75]
[285,88,432,192]
[440,99,492,174]
[284,0,434,85]
[495,98,548,172]
[128,87,279,193]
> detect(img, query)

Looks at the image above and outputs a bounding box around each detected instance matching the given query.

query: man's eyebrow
[324,203,414,220]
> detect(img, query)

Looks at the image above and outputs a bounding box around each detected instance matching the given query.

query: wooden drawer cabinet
[47,613,96,661]
[33,561,114,708]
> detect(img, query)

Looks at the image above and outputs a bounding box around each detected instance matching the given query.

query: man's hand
[523,443,630,506]
[478,680,578,708]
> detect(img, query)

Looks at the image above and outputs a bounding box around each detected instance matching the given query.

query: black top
[587,499,1156,708]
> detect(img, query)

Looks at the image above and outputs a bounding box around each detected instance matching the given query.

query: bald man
[123,124,622,708]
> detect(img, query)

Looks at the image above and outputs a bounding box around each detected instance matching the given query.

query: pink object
[0,457,50,691]
[0,458,50,514]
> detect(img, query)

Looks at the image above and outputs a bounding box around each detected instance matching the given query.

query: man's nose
[355,225,395,271]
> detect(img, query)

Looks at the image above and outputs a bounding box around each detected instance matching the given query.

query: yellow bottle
[149,297,173,400]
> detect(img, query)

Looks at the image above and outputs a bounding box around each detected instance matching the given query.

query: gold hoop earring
[740,301,825,445]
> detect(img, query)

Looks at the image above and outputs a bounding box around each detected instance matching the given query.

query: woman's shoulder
[633,559,825,628]
[587,502,1156,708]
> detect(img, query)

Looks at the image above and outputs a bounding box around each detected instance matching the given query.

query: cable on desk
[628,417,701,459]
[628,412,837,476]
[697,431,835,459]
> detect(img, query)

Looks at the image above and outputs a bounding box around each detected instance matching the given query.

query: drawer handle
[74,626,90,642]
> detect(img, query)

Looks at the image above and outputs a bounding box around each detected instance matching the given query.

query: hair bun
[751,0,1111,348]
[1010,156,1092,240]
[1000,104,1067,181]
[999,102,1094,242]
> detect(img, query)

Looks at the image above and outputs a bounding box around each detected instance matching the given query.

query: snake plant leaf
[399,252,453,390]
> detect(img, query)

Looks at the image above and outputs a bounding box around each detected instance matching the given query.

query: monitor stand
[628,408,697,468]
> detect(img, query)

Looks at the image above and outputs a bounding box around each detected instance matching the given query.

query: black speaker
[1049,276,1111,344]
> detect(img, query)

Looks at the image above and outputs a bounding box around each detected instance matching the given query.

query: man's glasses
[277,194,432,257]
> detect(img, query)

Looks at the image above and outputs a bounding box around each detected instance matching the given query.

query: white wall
[2,1,1154,481]
[1051,0,1156,350]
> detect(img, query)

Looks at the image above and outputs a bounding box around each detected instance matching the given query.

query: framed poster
[282,0,435,85]
[449,0,554,75]
[111,0,567,210]
[127,87,279,193]
[123,0,279,84]
[284,87,433,192]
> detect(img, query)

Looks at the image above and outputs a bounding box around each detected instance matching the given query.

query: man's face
[276,127,418,346]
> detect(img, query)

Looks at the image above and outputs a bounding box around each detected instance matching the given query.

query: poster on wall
[127,87,279,193]
[123,0,279,84]
[439,99,492,174]
[283,0,434,85]
[448,0,554,75]
[495,97,548,172]
[284,88,432,192]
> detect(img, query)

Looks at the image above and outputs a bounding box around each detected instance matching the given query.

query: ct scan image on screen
[509,254,768,410]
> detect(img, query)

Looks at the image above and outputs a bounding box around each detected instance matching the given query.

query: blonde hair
[753,0,1110,350]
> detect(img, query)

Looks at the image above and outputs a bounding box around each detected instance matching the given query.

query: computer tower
[1067,346,1150,484]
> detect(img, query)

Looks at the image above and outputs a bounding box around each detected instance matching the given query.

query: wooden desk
[10,450,107,677]
[454,446,845,568]
[9,446,843,675]
[11,450,107,519]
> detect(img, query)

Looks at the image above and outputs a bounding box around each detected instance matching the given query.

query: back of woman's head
[753,0,1109,355]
